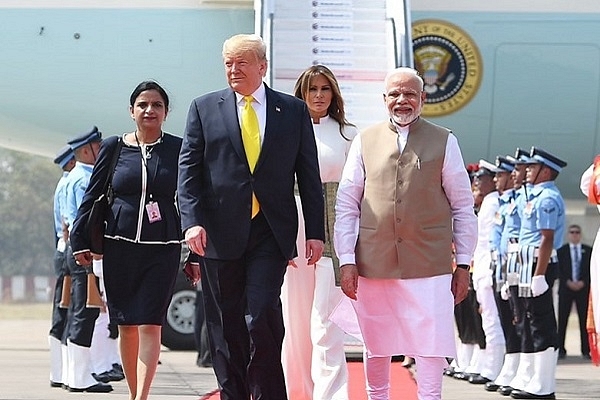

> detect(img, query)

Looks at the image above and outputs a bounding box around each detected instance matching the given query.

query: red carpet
[199,361,417,399]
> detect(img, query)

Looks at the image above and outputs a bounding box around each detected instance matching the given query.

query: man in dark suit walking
[557,224,592,359]
[178,34,325,400]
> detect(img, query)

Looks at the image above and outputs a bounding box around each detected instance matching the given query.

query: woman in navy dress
[71,81,200,400]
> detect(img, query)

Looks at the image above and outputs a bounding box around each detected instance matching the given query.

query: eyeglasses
[569,230,581,234]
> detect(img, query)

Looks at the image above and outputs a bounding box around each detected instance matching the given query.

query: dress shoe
[469,374,491,384]
[106,367,125,381]
[68,383,113,393]
[93,371,121,383]
[510,389,555,399]
[92,372,109,383]
[50,381,62,388]
[443,367,455,377]
[93,365,125,383]
[484,381,500,391]
[498,385,513,396]
[453,371,473,380]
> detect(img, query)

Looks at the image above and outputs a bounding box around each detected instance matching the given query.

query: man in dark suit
[557,224,592,359]
[178,34,325,400]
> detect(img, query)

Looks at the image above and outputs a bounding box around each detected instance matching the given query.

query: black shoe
[453,372,473,380]
[583,353,592,360]
[443,367,455,377]
[50,381,62,388]
[61,384,69,391]
[94,366,125,383]
[558,350,566,360]
[510,389,555,399]
[469,374,491,384]
[92,372,110,383]
[498,386,513,396]
[112,363,123,373]
[485,381,500,391]
[68,383,113,393]
[106,368,125,382]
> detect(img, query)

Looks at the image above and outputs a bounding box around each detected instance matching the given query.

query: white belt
[507,242,519,253]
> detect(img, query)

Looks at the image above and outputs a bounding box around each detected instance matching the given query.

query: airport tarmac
[0,316,598,400]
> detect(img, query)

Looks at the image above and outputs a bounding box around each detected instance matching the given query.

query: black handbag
[87,138,123,254]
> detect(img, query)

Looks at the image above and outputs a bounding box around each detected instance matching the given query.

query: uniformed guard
[447,164,486,380]
[62,126,112,393]
[510,147,567,400]
[485,155,520,392]
[500,147,535,396]
[49,145,75,388]
[469,160,506,385]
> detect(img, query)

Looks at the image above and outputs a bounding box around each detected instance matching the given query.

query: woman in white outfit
[280,65,358,400]
[580,161,600,361]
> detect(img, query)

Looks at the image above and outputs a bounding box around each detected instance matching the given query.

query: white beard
[391,111,419,126]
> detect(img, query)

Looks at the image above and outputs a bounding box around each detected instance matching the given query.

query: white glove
[92,259,103,279]
[500,283,510,300]
[57,237,67,252]
[530,275,549,297]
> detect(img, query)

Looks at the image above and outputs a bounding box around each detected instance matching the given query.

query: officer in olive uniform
[49,145,75,388]
[510,147,566,400]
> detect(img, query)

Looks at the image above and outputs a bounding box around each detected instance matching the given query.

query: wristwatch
[455,264,470,270]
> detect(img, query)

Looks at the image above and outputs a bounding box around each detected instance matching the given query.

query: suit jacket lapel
[219,89,247,166]
[257,85,283,171]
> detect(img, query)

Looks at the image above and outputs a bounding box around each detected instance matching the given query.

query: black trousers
[49,249,68,340]
[493,288,521,354]
[200,212,288,400]
[63,246,99,347]
[195,284,212,367]
[515,263,558,353]
[558,285,590,356]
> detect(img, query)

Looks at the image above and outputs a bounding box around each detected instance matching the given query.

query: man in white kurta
[333,67,477,400]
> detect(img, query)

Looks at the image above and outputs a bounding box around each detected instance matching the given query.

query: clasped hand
[74,251,93,267]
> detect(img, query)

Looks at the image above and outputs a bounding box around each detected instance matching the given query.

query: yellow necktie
[241,95,260,218]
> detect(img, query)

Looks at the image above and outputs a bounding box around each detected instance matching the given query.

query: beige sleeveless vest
[355,118,453,279]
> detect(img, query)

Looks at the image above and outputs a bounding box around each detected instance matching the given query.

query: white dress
[580,164,600,333]
[281,116,357,400]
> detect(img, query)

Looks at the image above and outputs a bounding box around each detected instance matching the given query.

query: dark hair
[293,65,354,140]
[130,80,170,109]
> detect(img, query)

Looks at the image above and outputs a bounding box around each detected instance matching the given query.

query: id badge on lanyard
[146,201,162,223]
